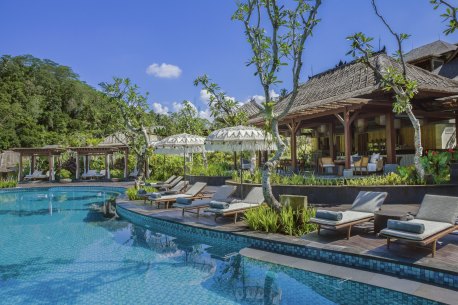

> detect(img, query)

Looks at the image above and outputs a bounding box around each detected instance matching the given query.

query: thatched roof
[404,40,457,63]
[238,99,264,118]
[249,53,458,123]
[433,58,458,80]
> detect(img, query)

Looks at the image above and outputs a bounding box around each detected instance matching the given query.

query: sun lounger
[380,194,458,257]
[173,185,237,217]
[94,170,106,179]
[129,169,139,178]
[150,176,183,190]
[81,169,98,180]
[147,175,176,186]
[24,170,42,180]
[309,191,388,239]
[138,181,188,203]
[205,187,264,223]
[36,171,50,180]
[148,182,208,209]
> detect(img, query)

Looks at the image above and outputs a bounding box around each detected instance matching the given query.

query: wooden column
[85,155,89,173]
[48,154,54,182]
[104,154,109,179]
[344,109,352,169]
[31,155,36,174]
[75,153,80,180]
[18,154,23,181]
[329,122,335,159]
[386,112,396,164]
[287,120,299,172]
[124,150,128,179]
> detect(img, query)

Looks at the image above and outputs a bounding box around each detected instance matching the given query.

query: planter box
[226,180,458,205]
[185,175,232,186]
[59,178,72,184]
[111,178,121,182]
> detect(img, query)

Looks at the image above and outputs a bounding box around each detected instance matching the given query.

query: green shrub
[0,179,17,189]
[59,169,72,179]
[110,169,123,179]
[232,170,420,186]
[126,186,157,200]
[421,151,451,184]
[244,204,317,236]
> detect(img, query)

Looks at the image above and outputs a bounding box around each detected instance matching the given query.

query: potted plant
[110,169,123,182]
[59,169,72,183]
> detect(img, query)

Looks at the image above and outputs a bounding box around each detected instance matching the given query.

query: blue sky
[1,0,457,119]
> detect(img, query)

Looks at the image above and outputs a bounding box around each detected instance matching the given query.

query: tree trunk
[261,117,284,213]
[405,106,425,180]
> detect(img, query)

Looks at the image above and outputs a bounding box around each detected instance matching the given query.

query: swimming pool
[0,187,440,305]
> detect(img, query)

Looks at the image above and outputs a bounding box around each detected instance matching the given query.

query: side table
[374,210,408,234]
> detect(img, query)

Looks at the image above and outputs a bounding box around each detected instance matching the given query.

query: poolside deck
[117,186,458,276]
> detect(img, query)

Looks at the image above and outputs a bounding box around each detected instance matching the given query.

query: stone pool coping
[240,248,456,305]
[116,202,458,290]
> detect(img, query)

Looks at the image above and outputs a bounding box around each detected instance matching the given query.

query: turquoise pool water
[0,187,439,305]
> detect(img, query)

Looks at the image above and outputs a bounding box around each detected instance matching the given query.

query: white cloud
[152,102,169,114]
[146,63,182,78]
[245,89,280,104]
[172,101,213,122]
[199,89,236,104]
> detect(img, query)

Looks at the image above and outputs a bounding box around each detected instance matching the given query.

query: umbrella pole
[183,150,186,180]
[240,150,243,199]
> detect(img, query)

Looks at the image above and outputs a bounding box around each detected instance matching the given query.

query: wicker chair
[353,156,369,175]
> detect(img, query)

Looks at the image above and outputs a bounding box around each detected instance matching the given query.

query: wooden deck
[118,192,458,275]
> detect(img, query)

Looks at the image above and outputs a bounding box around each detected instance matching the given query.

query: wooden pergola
[70,145,129,180]
[248,53,458,172]
[12,146,66,181]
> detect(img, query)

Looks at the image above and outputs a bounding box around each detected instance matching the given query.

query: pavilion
[245,52,458,173]
[70,133,130,180]
[12,145,66,181]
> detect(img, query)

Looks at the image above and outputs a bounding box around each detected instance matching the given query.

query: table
[333,160,346,176]
[374,210,408,234]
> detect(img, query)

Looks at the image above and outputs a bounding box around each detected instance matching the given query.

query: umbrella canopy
[205,126,275,198]
[205,125,275,152]
[154,133,206,179]
[155,133,206,153]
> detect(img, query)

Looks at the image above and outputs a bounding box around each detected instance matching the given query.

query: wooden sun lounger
[315,214,375,240]
[205,187,264,223]
[379,194,458,257]
[173,185,236,217]
[149,182,208,209]
[210,203,261,223]
[383,225,458,258]
[309,191,388,240]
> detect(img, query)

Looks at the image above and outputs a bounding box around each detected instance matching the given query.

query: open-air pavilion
[70,134,130,180]
[245,53,458,175]
[12,145,67,181]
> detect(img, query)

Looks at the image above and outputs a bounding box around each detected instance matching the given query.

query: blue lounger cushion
[387,219,425,234]
[316,210,343,221]
[209,201,230,209]
[149,193,162,199]
[137,189,147,195]
[176,197,193,205]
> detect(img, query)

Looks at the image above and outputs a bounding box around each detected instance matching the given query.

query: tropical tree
[170,100,210,136]
[430,0,458,34]
[194,75,247,128]
[100,77,155,180]
[347,0,425,180]
[232,0,322,212]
